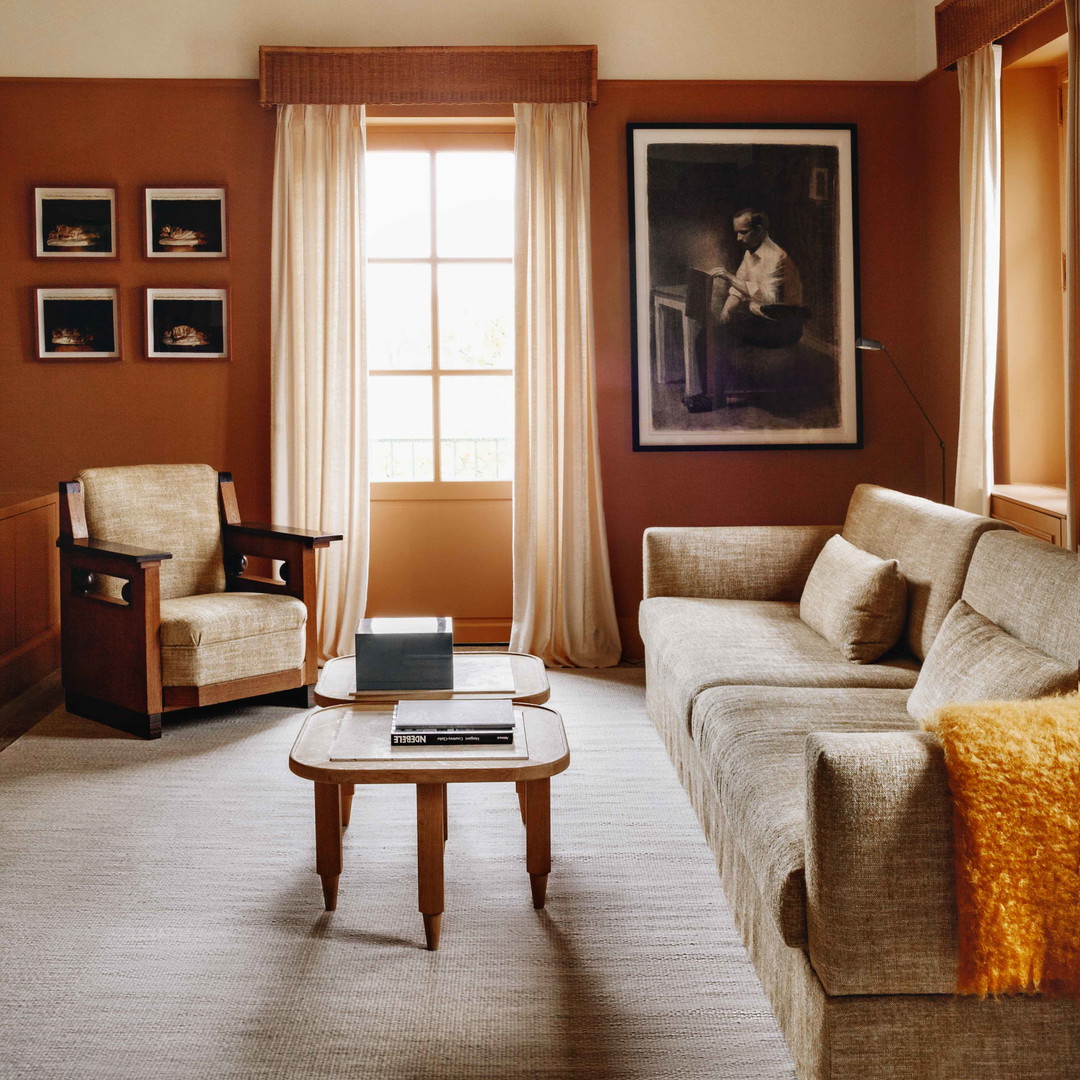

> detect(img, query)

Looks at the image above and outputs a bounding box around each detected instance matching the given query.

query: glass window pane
[368,375,434,481]
[436,151,514,258]
[438,264,513,370]
[366,264,432,370]
[439,375,513,481]
[366,152,430,258]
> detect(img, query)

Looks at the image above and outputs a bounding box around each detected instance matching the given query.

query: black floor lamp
[856,337,947,504]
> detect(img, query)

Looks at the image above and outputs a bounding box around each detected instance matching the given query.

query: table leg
[442,784,448,842]
[314,782,343,911]
[515,780,527,825]
[524,777,551,909]
[416,783,446,950]
[341,783,355,829]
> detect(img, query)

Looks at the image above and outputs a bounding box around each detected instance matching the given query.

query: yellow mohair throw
[923,692,1080,997]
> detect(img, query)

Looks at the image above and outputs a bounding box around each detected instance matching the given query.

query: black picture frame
[627,123,862,450]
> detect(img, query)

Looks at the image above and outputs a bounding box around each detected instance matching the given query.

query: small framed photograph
[35,287,120,360]
[145,288,228,359]
[34,187,116,257]
[144,187,227,258]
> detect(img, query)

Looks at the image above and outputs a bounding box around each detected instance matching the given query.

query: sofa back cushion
[799,535,907,662]
[962,529,1080,666]
[841,484,1009,660]
[906,600,1077,719]
[78,464,225,600]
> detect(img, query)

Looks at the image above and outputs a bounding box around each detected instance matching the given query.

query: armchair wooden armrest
[58,537,173,564]
[224,522,343,548]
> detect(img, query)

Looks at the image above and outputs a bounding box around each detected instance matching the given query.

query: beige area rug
[0,668,796,1080]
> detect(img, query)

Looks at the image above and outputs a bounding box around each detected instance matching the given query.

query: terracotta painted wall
[1,74,961,660]
[0,78,277,522]
[591,81,937,653]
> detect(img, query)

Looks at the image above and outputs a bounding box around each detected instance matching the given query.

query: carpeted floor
[0,668,796,1080]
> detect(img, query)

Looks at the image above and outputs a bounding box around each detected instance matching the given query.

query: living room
[2,1,1078,1078]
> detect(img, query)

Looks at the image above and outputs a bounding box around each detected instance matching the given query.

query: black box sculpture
[354,616,454,691]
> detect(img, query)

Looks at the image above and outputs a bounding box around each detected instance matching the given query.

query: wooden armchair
[57,464,341,739]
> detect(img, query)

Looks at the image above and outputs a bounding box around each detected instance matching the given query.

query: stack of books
[390,698,517,746]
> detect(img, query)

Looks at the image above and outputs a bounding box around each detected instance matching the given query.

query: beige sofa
[639,484,1080,1080]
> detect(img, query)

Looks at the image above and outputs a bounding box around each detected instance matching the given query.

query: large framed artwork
[627,124,861,450]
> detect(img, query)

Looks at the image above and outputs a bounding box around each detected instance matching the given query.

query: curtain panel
[954,45,1002,515]
[271,104,369,658]
[511,102,621,667]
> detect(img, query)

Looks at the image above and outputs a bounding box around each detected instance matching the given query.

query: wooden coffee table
[314,650,550,707]
[288,702,570,950]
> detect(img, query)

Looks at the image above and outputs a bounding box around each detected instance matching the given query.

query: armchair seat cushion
[159,593,307,687]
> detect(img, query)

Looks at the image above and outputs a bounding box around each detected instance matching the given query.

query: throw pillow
[799,534,907,663]
[907,599,1078,720]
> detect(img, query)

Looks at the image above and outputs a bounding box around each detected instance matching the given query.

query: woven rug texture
[0,667,796,1080]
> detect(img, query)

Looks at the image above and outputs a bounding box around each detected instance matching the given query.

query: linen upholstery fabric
[690,685,913,948]
[961,529,1080,665]
[840,483,1009,660]
[510,102,621,667]
[159,593,306,686]
[77,464,225,601]
[643,525,838,600]
[805,730,958,995]
[640,597,919,736]
[650,668,1080,1080]
[906,599,1077,719]
[799,535,906,662]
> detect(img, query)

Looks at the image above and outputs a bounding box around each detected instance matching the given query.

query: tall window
[366,132,514,484]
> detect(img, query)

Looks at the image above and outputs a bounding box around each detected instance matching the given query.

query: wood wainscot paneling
[0,492,60,704]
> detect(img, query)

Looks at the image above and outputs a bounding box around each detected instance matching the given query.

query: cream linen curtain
[1065,2,1080,550]
[954,45,1002,515]
[271,104,368,658]
[511,102,621,667]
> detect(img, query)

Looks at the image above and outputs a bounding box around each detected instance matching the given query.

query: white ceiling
[0,0,938,82]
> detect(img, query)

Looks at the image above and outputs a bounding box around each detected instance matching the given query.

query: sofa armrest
[643,525,838,600]
[804,730,958,996]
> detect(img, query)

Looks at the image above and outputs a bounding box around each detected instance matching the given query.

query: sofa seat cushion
[159,593,307,687]
[640,596,920,738]
[691,685,914,948]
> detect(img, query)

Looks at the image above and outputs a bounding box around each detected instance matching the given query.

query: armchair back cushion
[840,484,1009,661]
[77,464,225,600]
